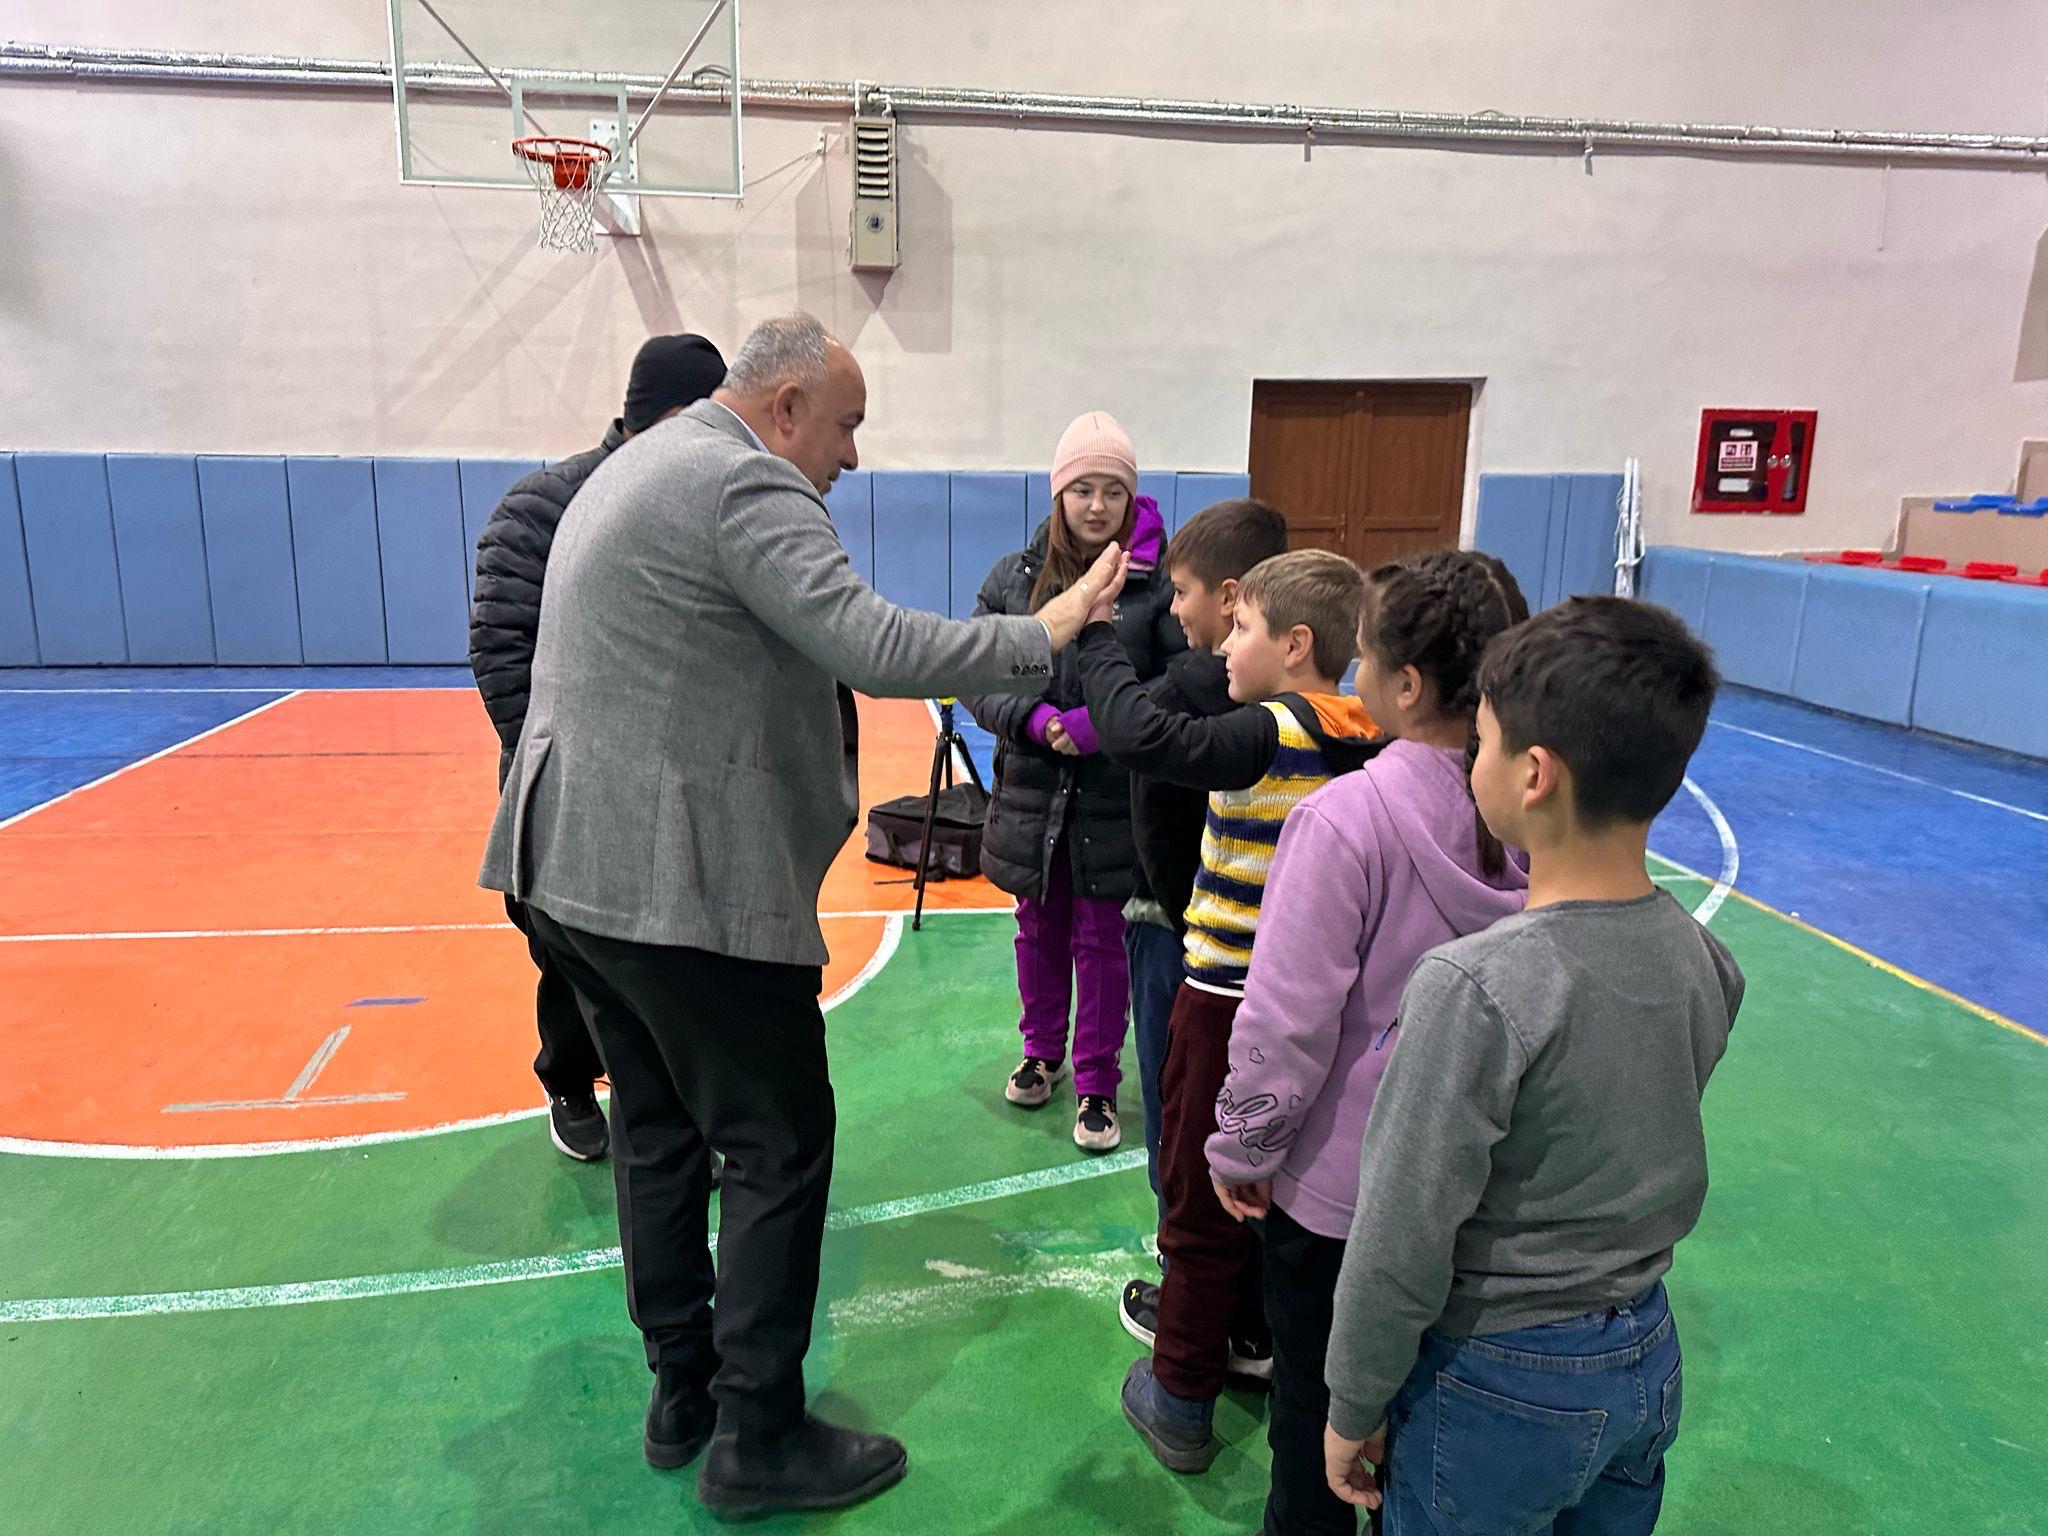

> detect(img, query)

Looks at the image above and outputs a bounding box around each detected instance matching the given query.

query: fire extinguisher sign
[1718,438,1760,472]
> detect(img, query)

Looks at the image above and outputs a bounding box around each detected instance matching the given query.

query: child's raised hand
[1085,548,1131,627]
[1036,542,1125,650]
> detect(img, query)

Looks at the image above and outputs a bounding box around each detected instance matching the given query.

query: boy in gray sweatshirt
[1323,598,1743,1535]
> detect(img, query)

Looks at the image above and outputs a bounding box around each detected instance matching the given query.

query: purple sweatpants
[1014,842,1130,1100]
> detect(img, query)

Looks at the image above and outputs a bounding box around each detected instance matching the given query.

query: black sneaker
[1227,1332,1275,1385]
[547,1091,609,1162]
[1004,1055,1069,1108]
[1119,1279,1160,1349]
[1074,1094,1121,1152]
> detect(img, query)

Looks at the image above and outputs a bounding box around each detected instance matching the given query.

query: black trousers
[528,910,835,1442]
[504,895,606,1096]
[1262,1203,1359,1536]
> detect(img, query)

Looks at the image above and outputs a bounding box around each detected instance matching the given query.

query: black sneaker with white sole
[1226,1332,1275,1385]
[1120,1278,1160,1348]
[1119,1277,1273,1382]
[547,1091,609,1161]
[1004,1055,1068,1108]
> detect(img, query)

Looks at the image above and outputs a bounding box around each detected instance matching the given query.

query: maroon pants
[1152,980,1266,1401]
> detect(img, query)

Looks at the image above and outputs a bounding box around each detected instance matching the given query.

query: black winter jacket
[1125,648,1237,932]
[963,518,1185,901]
[469,421,627,777]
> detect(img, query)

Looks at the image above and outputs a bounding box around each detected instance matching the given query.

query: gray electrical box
[849,113,900,271]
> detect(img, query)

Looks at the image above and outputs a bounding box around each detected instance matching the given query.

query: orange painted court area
[0,690,1003,1149]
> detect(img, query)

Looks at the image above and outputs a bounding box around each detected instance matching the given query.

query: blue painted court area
[1653,688,2047,1039]
[0,689,286,822]
[953,688,2048,1041]
[0,668,471,822]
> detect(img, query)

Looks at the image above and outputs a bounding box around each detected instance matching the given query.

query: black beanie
[622,333,727,434]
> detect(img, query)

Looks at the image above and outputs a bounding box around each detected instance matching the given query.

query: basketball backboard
[386,0,742,203]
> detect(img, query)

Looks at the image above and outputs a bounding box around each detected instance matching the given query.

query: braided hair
[1360,550,1531,877]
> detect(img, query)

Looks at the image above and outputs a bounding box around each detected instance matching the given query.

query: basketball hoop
[512,136,616,253]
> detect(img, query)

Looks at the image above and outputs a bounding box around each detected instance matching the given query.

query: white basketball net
[513,138,615,254]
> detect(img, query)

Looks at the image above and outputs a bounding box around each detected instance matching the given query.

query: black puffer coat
[963,512,1185,901]
[469,422,626,779]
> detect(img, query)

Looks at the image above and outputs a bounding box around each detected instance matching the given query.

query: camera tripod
[908,698,985,931]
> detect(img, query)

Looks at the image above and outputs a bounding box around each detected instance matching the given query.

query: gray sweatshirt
[1325,890,1744,1437]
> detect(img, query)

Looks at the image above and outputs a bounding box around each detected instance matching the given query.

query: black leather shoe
[697,1415,907,1520]
[643,1366,716,1470]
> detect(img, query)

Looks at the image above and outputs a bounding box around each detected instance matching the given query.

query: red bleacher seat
[1961,561,2020,581]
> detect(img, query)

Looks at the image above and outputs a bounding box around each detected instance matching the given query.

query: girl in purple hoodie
[1205,549,1530,1536]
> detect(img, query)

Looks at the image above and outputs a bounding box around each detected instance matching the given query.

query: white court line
[1675,775,1739,927]
[819,914,903,1012]
[0,1150,1147,1323]
[0,908,1000,1160]
[0,690,302,834]
[1709,720,2048,827]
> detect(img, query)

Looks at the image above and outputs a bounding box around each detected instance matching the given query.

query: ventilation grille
[853,116,896,199]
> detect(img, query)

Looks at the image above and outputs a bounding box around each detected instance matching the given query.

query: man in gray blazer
[480,313,1125,1519]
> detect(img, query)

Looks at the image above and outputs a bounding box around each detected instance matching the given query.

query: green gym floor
[2,680,2044,1534]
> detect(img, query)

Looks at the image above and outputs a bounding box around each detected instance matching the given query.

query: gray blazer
[479,399,1052,966]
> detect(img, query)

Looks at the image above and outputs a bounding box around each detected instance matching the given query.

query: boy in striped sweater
[1076,549,1380,1472]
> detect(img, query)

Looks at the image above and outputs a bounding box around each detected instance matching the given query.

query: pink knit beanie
[1051,411,1137,499]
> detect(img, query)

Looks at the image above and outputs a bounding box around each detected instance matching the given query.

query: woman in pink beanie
[961,412,1183,1152]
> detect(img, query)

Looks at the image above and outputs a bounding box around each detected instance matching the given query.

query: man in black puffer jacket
[469,332,726,1162]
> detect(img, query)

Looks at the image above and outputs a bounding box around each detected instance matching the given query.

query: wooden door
[1248,381,1472,567]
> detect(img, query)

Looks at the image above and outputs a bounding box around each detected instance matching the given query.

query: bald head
[714,313,866,494]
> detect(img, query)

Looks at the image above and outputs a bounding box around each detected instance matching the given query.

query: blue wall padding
[1636,546,1712,634]
[1472,475,1557,609]
[1137,471,1178,526]
[823,470,874,586]
[1789,565,1931,726]
[286,458,387,664]
[456,459,544,599]
[1912,581,2048,757]
[106,455,215,664]
[1173,473,1254,535]
[949,473,1028,618]
[1639,547,2048,760]
[1699,555,1807,694]
[374,458,469,664]
[197,457,302,664]
[15,454,127,664]
[1556,475,1623,606]
[1475,473,1622,609]
[0,457,41,664]
[872,471,951,615]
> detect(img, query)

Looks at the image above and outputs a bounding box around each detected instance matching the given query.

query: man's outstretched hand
[1038,543,1131,650]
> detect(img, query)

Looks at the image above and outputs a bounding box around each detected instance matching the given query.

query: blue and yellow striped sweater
[1183,694,1379,993]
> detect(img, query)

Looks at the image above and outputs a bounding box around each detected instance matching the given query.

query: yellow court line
[1648,852,2045,1051]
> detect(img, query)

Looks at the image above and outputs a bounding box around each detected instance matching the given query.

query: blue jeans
[1383,1283,1681,1536]
[1124,918,1182,1217]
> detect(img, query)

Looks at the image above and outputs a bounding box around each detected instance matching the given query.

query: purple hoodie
[1205,739,1528,1238]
